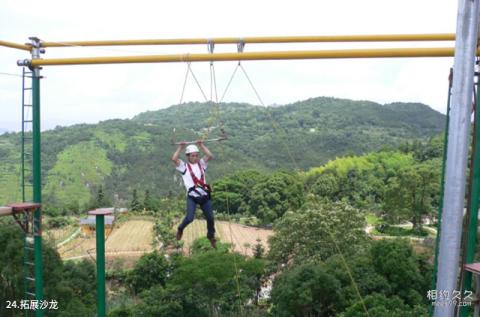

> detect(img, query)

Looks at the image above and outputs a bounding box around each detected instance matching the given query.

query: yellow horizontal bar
[0,40,31,51]
[29,47,469,66]
[41,33,456,48]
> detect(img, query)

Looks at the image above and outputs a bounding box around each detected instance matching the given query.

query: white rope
[0,71,23,78]
[219,64,240,103]
[179,63,191,104]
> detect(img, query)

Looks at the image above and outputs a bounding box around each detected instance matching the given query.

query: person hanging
[171,140,216,248]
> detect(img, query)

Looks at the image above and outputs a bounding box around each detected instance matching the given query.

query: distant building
[115,207,128,215]
[80,215,115,237]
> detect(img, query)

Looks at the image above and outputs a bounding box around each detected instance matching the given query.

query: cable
[239,64,300,171]
[179,62,191,105]
[0,71,23,78]
[232,62,370,316]
[219,64,240,103]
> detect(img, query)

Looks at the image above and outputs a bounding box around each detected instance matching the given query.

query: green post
[429,69,452,317]
[89,209,111,317]
[97,215,106,317]
[32,67,44,317]
[459,77,480,317]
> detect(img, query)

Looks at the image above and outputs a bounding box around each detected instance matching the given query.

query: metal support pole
[89,209,111,317]
[30,37,44,317]
[429,69,452,317]
[18,47,480,67]
[434,1,480,316]
[460,68,480,317]
[96,214,106,317]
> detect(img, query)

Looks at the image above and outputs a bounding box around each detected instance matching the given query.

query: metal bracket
[207,39,215,54]
[12,210,32,234]
[207,39,215,65]
[237,38,245,53]
[26,37,45,75]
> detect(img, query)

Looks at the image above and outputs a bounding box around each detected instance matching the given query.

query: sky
[0,0,458,132]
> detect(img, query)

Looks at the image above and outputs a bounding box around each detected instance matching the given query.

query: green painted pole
[459,76,480,317]
[429,69,452,317]
[95,214,106,317]
[32,67,44,317]
[28,37,45,317]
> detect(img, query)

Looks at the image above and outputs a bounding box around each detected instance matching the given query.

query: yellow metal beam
[28,47,472,66]
[41,33,456,48]
[0,40,31,51]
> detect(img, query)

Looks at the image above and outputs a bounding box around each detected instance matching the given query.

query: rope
[225,190,244,313]
[235,63,370,317]
[174,59,369,315]
[0,71,23,78]
[187,64,209,103]
[204,57,243,311]
[179,63,191,104]
[238,64,300,171]
[220,64,240,103]
[38,40,165,55]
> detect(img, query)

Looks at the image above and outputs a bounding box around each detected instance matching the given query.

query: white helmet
[185,144,199,155]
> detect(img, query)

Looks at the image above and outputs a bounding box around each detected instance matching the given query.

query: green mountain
[0,97,445,212]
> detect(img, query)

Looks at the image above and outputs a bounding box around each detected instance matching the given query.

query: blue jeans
[178,196,215,239]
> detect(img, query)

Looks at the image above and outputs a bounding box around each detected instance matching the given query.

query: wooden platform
[0,207,13,217]
[0,203,40,217]
[88,208,113,216]
[465,263,480,275]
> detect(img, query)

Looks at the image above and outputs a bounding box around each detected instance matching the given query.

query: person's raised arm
[171,142,186,166]
[197,140,214,163]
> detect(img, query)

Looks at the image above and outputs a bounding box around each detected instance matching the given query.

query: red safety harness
[186,162,211,203]
[186,162,206,187]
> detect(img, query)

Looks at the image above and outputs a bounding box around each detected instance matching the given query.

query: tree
[96,185,111,207]
[270,263,344,317]
[383,159,440,231]
[248,171,305,223]
[268,200,367,266]
[130,189,142,212]
[311,172,340,198]
[0,222,96,317]
[169,251,265,316]
[130,286,184,317]
[369,239,428,306]
[213,170,265,214]
[143,189,157,211]
[190,237,231,255]
[253,238,265,259]
[339,293,428,317]
[126,251,171,294]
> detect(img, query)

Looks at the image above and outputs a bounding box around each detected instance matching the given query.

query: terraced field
[180,220,273,256]
[53,217,272,262]
[58,220,155,260]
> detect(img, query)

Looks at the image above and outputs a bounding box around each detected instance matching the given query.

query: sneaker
[208,237,217,249]
[176,229,183,241]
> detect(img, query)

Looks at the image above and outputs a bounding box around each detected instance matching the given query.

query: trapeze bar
[40,33,456,47]
[24,47,476,67]
[0,40,31,51]
[171,136,228,146]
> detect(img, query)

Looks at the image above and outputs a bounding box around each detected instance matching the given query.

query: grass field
[58,220,155,260]
[44,225,78,246]
[180,220,273,256]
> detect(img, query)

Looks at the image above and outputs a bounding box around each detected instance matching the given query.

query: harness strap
[186,162,206,186]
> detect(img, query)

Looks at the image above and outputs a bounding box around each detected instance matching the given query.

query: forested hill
[0,97,445,212]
